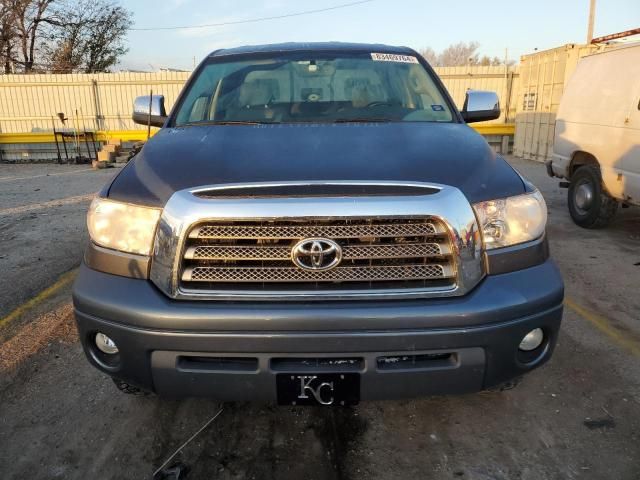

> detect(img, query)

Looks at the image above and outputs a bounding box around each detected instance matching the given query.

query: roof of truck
[208,42,416,58]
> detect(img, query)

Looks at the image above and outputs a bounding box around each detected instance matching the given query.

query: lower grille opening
[377,353,457,371]
[271,357,364,372]
[177,356,259,373]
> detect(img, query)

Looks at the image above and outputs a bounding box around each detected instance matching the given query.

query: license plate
[276,373,360,406]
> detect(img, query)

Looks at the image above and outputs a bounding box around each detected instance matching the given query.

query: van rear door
[620,47,640,204]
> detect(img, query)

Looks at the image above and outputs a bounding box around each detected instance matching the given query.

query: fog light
[95,333,119,354]
[519,328,544,351]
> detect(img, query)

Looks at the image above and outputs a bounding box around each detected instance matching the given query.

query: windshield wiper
[333,118,393,123]
[183,120,278,126]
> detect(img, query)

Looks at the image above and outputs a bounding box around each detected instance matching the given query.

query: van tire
[568,165,617,228]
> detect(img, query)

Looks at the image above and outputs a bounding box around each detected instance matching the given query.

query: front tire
[568,165,617,228]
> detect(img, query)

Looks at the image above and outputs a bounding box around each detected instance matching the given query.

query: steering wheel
[366,101,393,108]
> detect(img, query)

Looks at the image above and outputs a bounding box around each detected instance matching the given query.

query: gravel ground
[0,157,639,480]
[0,164,119,325]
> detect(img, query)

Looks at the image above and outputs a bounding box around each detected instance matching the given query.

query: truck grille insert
[179,218,457,294]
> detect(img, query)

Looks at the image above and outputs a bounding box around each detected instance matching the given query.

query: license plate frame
[276,373,360,406]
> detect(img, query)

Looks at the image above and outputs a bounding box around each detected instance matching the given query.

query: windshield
[173,51,454,126]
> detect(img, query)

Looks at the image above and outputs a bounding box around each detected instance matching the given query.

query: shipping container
[513,43,610,162]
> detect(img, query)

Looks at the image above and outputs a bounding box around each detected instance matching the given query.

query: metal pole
[147,89,153,141]
[592,27,640,44]
[587,0,596,44]
[61,133,69,162]
[503,48,508,122]
[52,116,62,163]
[79,108,92,162]
[91,79,102,131]
[74,109,81,162]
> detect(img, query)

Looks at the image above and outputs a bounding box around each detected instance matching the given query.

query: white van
[548,43,640,228]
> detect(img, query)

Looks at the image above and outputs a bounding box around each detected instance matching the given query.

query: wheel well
[569,152,599,178]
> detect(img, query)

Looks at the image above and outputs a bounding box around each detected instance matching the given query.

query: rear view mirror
[132,95,167,127]
[461,90,500,123]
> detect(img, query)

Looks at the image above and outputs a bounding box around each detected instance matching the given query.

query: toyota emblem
[291,238,342,271]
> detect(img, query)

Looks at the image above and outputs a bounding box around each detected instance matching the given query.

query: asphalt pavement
[0,157,639,480]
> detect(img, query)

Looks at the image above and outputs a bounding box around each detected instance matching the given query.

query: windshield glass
[173,51,454,126]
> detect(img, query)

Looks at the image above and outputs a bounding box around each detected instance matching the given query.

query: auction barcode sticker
[371,53,419,63]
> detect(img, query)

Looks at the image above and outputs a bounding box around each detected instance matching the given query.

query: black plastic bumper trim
[484,235,549,275]
[84,242,150,279]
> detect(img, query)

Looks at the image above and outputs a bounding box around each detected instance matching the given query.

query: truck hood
[107,122,525,207]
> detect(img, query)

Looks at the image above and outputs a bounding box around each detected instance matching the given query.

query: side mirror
[461,90,500,123]
[132,95,167,127]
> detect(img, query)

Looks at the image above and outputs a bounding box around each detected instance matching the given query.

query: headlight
[473,190,547,249]
[87,198,161,255]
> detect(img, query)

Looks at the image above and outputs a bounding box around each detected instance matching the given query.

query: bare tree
[437,41,480,67]
[48,1,96,73]
[12,0,56,72]
[83,2,131,73]
[48,0,131,73]
[0,1,18,73]
[0,0,131,74]
[479,55,505,66]
[418,46,438,66]
[419,42,515,67]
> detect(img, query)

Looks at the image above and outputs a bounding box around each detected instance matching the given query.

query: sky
[121,0,640,71]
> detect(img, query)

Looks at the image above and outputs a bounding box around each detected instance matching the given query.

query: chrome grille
[179,218,457,293]
[186,264,451,283]
[190,222,439,240]
[185,242,448,261]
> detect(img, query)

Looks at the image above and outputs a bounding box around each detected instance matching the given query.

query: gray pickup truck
[73,43,563,405]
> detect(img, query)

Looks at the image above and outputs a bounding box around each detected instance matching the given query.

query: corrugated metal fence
[0,67,517,134]
[0,71,189,133]
[436,66,518,123]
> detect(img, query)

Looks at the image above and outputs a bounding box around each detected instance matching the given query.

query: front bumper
[545,160,555,178]
[73,260,564,400]
[547,153,571,179]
